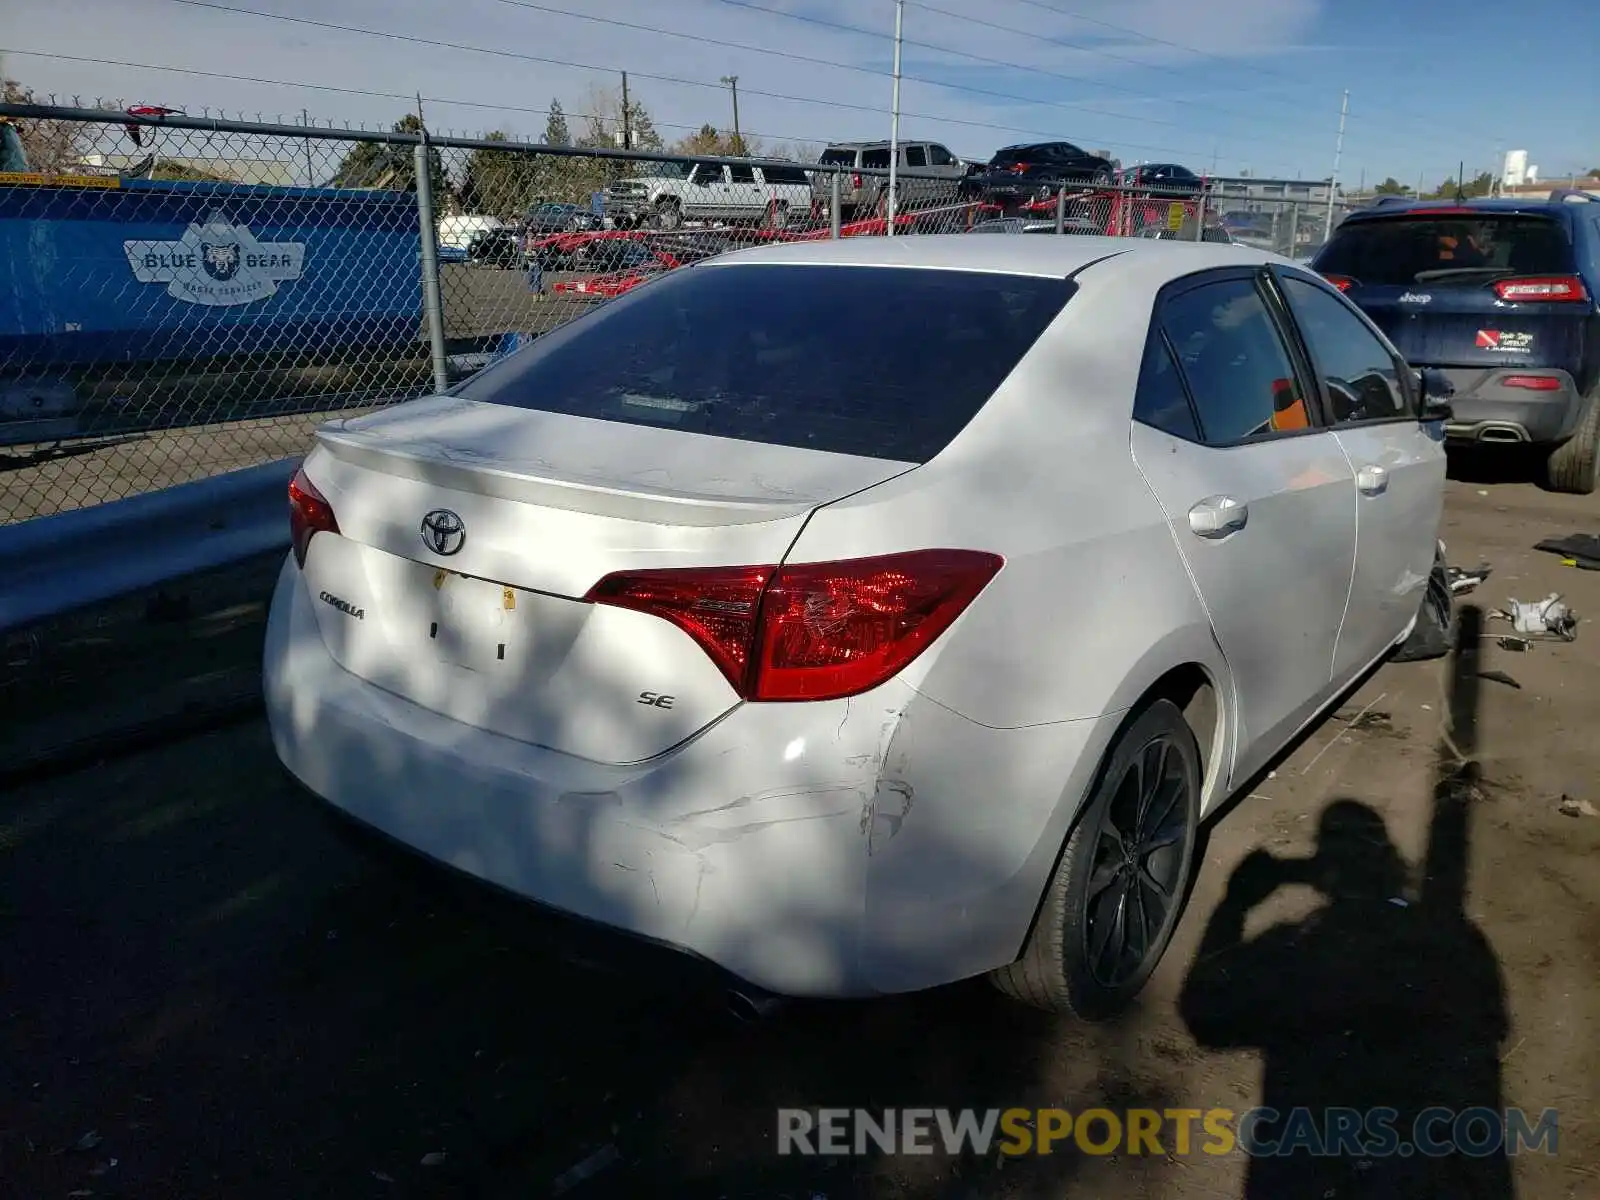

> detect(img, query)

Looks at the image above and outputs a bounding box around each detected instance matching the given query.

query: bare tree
[2,77,93,174]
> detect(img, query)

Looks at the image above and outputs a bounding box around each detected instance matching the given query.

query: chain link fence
[1,103,1357,526]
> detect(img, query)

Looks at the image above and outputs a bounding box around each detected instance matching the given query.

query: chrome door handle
[1188,495,1249,539]
[1357,465,1389,495]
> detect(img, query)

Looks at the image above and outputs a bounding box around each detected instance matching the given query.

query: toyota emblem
[420,508,467,556]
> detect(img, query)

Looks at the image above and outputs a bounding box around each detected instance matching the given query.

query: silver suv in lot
[813,140,967,222]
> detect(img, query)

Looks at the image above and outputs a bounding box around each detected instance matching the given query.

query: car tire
[653,200,682,231]
[1541,389,1600,495]
[990,698,1202,1018]
[1390,552,1454,663]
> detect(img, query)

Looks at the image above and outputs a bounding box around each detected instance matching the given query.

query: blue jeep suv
[1310,192,1600,493]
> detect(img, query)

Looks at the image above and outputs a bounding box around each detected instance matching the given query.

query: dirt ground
[2,474,1597,1199]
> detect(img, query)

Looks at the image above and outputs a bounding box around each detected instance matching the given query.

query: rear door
[296,262,1074,766]
[1274,268,1446,677]
[1315,211,1587,370]
[1129,268,1357,783]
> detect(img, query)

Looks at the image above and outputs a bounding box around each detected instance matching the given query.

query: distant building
[1502,149,1532,188]
[1209,176,1334,212]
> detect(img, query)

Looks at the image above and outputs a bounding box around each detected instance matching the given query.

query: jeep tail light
[288,466,339,568]
[852,173,862,190]
[1492,275,1588,303]
[1501,375,1562,391]
[1320,273,1355,292]
[585,550,1004,702]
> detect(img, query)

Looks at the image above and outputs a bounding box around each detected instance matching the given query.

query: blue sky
[4,0,1596,184]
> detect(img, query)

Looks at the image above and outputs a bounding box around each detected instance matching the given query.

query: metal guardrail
[0,456,295,635]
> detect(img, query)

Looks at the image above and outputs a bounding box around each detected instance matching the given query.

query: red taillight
[851,173,862,190]
[1009,162,1028,174]
[1321,273,1355,292]
[288,466,339,569]
[1501,374,1562,391]
[1492,275,1588,303]
[584,549,1003,702]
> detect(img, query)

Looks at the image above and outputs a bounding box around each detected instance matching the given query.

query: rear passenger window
[862,149,891,170]
[728,163,756,184]
[1159,277,1307,444]
[1134,334,1200,441]
[904,145,927,168]
[1280,277,1410,422]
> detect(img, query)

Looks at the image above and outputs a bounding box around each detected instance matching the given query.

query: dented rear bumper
[263,557,1113,997]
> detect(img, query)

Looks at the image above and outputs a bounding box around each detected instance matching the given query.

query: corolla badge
[420,509,467,556]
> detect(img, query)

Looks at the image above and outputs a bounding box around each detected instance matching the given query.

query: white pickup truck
[605,160,814,230]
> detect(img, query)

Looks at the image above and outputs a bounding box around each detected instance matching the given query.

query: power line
[488,0,1203,134]
[157,0,1308,168]
[713,0,1360,156]
[991,0,1504,148]
[0,47,834,147]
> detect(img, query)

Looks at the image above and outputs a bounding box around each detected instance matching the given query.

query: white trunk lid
[296,396,913,765]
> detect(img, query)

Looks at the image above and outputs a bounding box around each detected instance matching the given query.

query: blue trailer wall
[0,176,423,368]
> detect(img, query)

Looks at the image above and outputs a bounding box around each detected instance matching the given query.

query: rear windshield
[1316,214,1573,286]
[818,148,857,166]
[456,264,1075,462]
[760,164,811,185]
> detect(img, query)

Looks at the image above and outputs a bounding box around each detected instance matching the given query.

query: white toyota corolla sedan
[265,235,1450,1018]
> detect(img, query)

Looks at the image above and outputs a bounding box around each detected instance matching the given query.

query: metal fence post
[413,137,450,396]
[1192,187,1207,241]
[1055,186,1066,234]
[831,172,842,239]
[1290,201,1301,257]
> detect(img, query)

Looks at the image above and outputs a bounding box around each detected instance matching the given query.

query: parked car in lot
[268,235,1450,1018]
[438,214,504,251]
[960,142,1118,213]
[522,201,599,237]
[605,160,813,230]
[813,140,967,221]
[1311,191,1600,492]
[1120,163,1204,194]
[465,225,522,268]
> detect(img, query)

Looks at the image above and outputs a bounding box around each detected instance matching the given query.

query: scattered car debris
[1478,669,1521,690]
[551,1143,621,1196]
[1447,563,1492,594]
[72,1131,103,1153]
[1557,795,1597,818]
[1491,595,1579,642]
[419,1151,447,1167]
[371,1170,395,1183]
[1495,636,1530,653]
[1533,533,1600,571]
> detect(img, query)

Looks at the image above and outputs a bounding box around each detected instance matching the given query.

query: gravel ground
[1,476,1597,1199]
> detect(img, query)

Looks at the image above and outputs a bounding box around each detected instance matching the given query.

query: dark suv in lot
[1311,193,1600,493]
[959,142,1117,213]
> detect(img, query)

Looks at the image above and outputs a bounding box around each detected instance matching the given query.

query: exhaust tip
[727,988,785,1023]
[1476,423,1528,444]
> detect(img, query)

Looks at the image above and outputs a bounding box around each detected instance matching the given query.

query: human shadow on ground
[1178,604,1515,1199]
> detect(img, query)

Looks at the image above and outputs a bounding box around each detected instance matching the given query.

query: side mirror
[1416,367,1455,421]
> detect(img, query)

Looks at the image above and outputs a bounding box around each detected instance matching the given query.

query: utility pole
[1322,88,1348,244]
[886,0,905,237]
[301,108,315,186]
[620,71,632,150]
[720,75,741,153]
